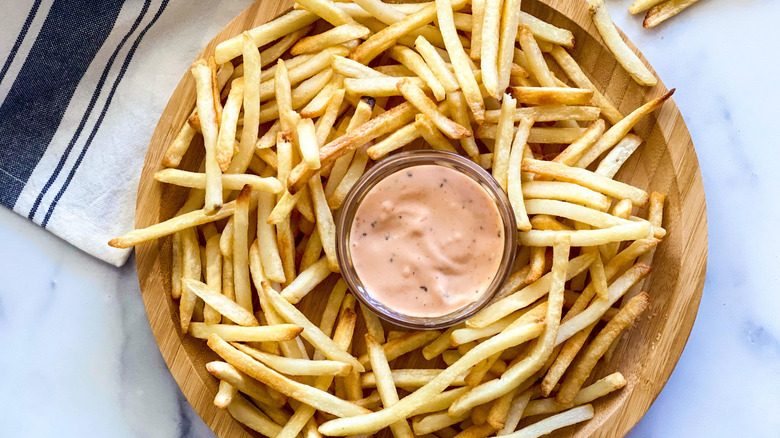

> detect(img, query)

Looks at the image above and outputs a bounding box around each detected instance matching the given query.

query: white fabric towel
[0,0,251,266]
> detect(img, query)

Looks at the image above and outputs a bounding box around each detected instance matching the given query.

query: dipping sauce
[348,164,505,317]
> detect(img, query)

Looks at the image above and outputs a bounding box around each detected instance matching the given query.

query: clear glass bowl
[336,151,518,329]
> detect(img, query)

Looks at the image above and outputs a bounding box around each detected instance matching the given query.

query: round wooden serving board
[134,1,708,436]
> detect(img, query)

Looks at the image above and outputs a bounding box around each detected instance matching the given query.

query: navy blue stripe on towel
[42,0,171,227]
[0,0,43,86]
[28,0,152,221]
[0,0,125,208]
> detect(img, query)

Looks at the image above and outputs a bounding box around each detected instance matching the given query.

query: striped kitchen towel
[0,0,251,267]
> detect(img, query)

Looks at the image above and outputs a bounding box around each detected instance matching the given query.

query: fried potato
[644,0,702,28]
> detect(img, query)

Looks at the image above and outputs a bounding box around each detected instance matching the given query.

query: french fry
[207,361,283,408]
[366,334,416,438]
[191,61,223,212]
[179,227,201,333]
[448,235,570,415]
[497,389,533,435]
[507,405,594,437]
[548,46,623,124]
[234,342,352,376]
[230,186,252,313]
[327,147,369,209]
[214,380,237,409]
[577,90,673,168]
[589,0,657,86]
[644,0,701,28]
[257,47,349,102]
[280,256,332,303]
[367,122,421,159]
[629,0,666,14]
[518,11,574,47]
[522,181,610,211]
[525,372,626,418]
[519,222,652,247]
[207,57,223,126]
[552,119,605,166]
[208,335,368,417]
[309,172,340,271]
[469,0,485,59]
[203,234,223,324]
[226,394,284,436]
[516,25,555,87]
[319,279,349,337]
[556,263,650,345]
[496,0,523,95]
[360,301,386,344]
[524,199,635,229]
[226,33,262,177]
[391,45,447,101]
[291,23,370,55]
[414,411,471,435]
[361,369,467,389]
[507,117,534,231]
[295,0,355,26]
[350,2,439,64]
[154,169,282,193]
[510,86,593,106]
[300,227,324,271]
[215,11,318,63]
[595,134,643,178]
[183,279,258,326]
[446,91,480,158]
[171,232,183,299]
[480,0,503,97]
[435,0,485,122]
[190,322,301,342]
[162,115,197,168]
[415,114,459,153]
[522,159,649,206]
[216,78,244,171]
[415,36,460,93]
[257,191,286,283]
[526,245,546,284]
[455,423,495,438]
[492,94,517,190]
[477,125,585,143]
[332,55,387,79]
[397,78,470,139]
[297,118,322,170]
[315,89,346,147]
[484,105,600,124]
[275,60,297,133]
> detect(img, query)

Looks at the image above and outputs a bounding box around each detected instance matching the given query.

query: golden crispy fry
[215,11,317,63]
[415,36,460,93]
[234,342,352,376]
[507,117,534,231]
[480,0,503,97]
[510,86,594,106]
[361,369,467,389]
[227,394,283,436]
[397,78,471,139]
[548,46,623,124]
[492,94,517,190]
[391,45,446,101]
[446,91,480,158]
[367,122,421,159]
[162,114,197,168]
[414,411,470,436]
[291,23,370,56]
[516,25,555,87]
[190,322,301,342]
[350,2,440,64]
[518,11,574,47]
[328,147,369,209]
[524,199,635,229]
[484,105,600,124]
[644,0,701,28]
[415,114,459,153]
[295,0,355,26]
[436,0,484,122]
[183,279,258,326]
[629,0,666,14]
[508,405,594,437]
[345,76,428,97]
[522,158,649,206]
[526,372,626,418]
[589,0,657,86]
[470,0,485,59]
[179,227,201,333]
[213,380,237,409]
[280,256,331,303]
[216,78,244,171]
[522,181,610,211]
[496,0,523,95]
[525,246,546,284]
[366,334,416,438]
[154,169,282,193]
[476,125,585,143]
[202,234,222,324]
[191,61,222,212]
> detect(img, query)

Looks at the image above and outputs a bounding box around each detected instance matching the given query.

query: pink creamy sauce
[349,164,505,317]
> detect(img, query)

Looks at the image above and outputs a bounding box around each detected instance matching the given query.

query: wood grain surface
[134,1,708,436]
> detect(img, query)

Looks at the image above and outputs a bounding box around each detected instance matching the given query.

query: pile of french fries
[110,0,673,436]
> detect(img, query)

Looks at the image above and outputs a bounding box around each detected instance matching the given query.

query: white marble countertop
[2,0,779,436]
